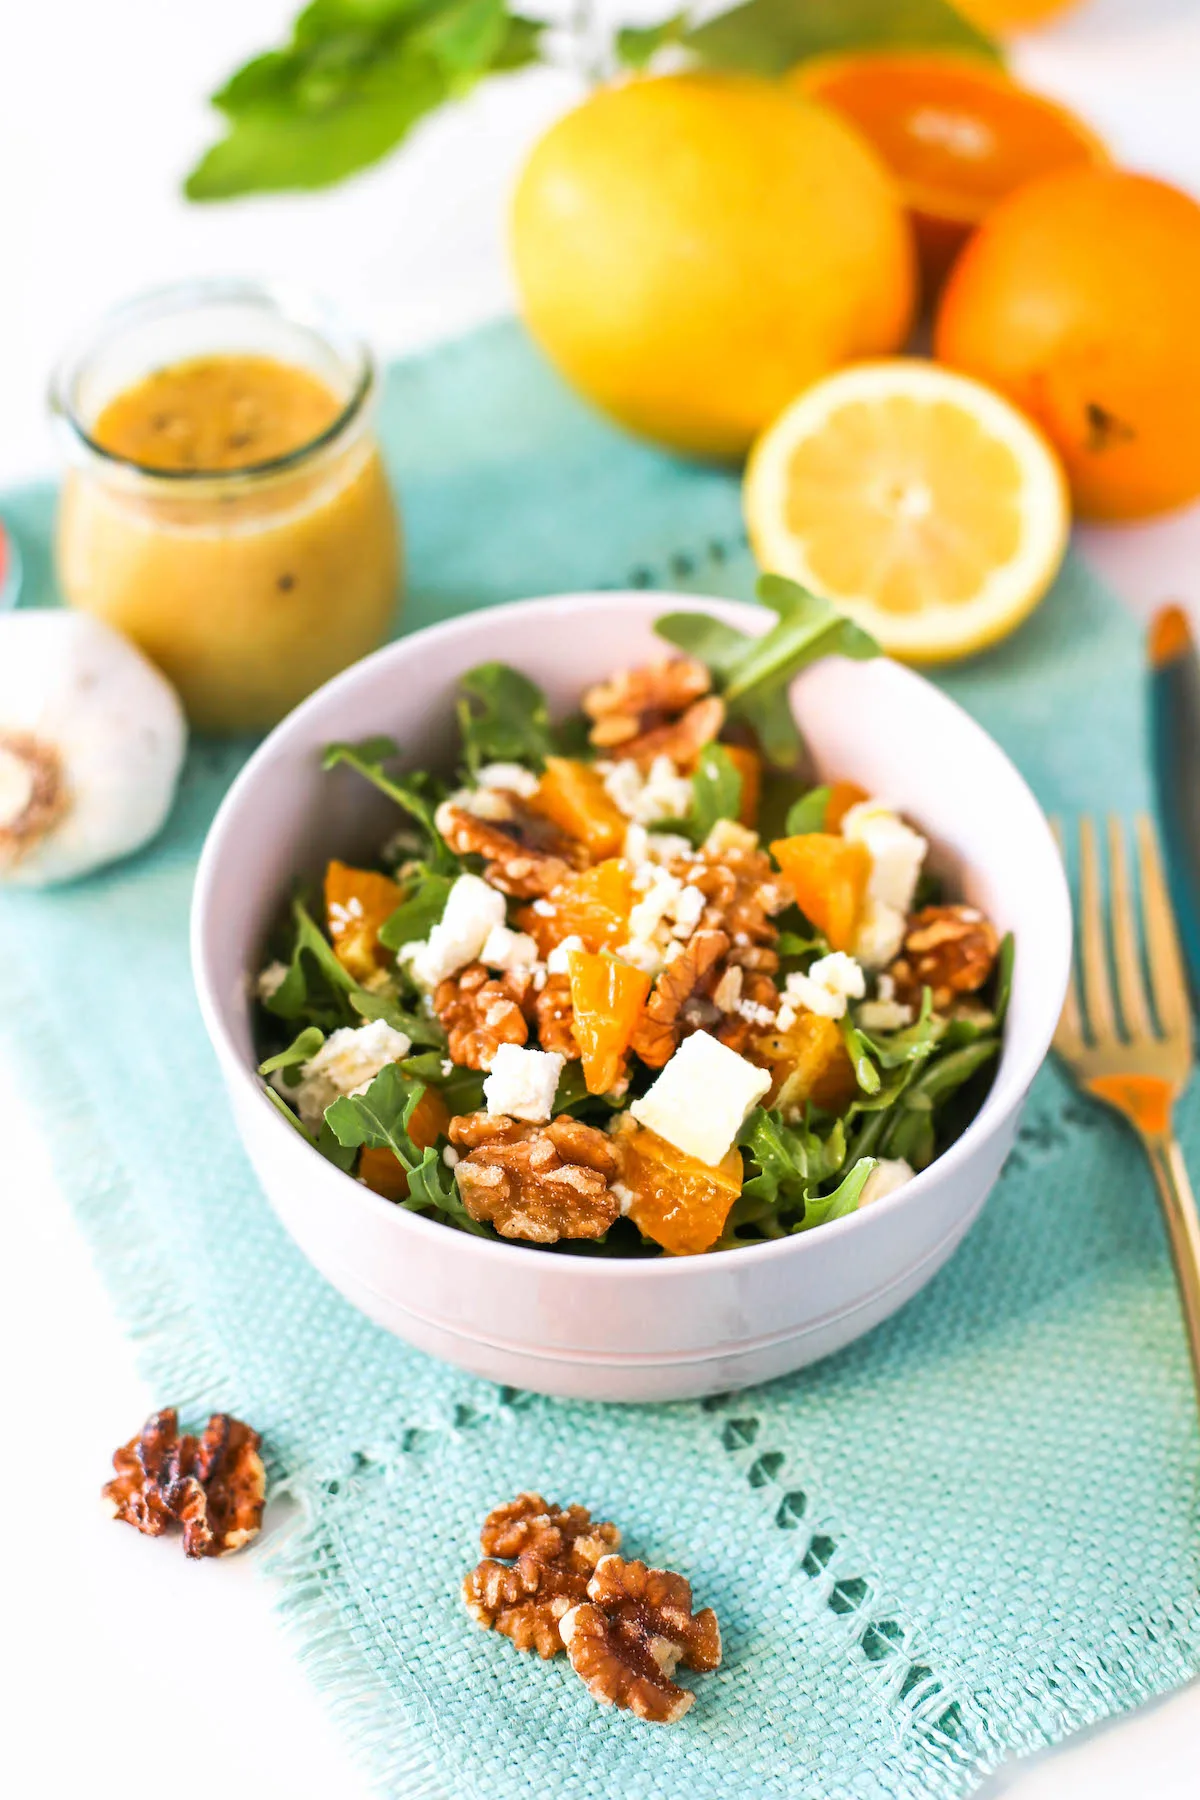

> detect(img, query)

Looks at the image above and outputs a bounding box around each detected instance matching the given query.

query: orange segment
[824,780,869,832]
[567,950,651,1095]
[531,756,627,860]
[518,858,634,956]
[752,1012,857,1116]
[618,1123,744,1256]
[723,743,762,827]
[791,52,1105,292]
[745,359,1069,664]
[770,832,871,952]
[325,860,404,983]
[359,1087,450,1202]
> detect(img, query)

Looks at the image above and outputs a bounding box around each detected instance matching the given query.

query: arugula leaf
[348,987,446,1048]
[858,989,943,1069]
[784,786,831,836]
[685,0,998,76]
[401,1051,486,1114]
[839,1016,882,1097]
[325,1063,491,1232]
[456,662,554,775]
[265,897,360,1026]
[686,743,743,845]
[322,738,457,873]
[378,868,454,950]
[795,1157,877,1231]
[187,0,543,200]
[992,932,1015,1028]
[775,929,826,962]
[656,576,880,770]
[257,1025,324,1077]
[261,1080,356,1171]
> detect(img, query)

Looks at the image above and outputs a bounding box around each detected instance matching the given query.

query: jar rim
[49,277,377,486]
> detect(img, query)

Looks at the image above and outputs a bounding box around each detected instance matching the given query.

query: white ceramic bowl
[192,592,1071,1402]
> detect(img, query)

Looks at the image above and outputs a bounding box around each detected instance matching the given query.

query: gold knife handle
[1145,1130,1200,1400]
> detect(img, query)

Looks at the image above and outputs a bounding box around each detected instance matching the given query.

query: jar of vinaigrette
[52,281,401,732]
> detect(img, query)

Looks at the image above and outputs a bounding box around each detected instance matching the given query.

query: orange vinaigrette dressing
[92,355,343,472]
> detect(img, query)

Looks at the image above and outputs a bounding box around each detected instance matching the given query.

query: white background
[3,2,1200,1795]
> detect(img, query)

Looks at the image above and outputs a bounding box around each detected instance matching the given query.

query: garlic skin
[0,611,186,885]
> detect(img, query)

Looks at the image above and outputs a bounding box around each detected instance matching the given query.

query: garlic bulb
[0,611,186,885]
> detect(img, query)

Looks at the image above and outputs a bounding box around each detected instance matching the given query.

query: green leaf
[775,929,826,961]
[685,0,998,77]
[908,1037,999,1106]
[348,987,446,1048]
[265,897,361,1025]
[839,1016,882,1097]
[187,0,543,201]
[796,1157,877,1231]
[615,11,688,69]
[687,743,743,845]
[858,988,943,1069]
[784,786,831,836]
[325,1063,491,1230]
[656,578,880,771]
[322,738,457,872]
[378,868,454,950]
[401,1051,486,1113]
[257,1025,324,1076]
[456,661,555,775]
[992,932,1015,1028]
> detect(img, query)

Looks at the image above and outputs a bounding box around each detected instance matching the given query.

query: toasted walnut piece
[583,657,711,735]
[437,804,581,898]
[561,1555,721,1723]
[619,696,726,769]
[890,904,1000,1011]
[535,972,580,1060]
[479,1492,621,1570]
[103,1408,266,1559]
[450,1112,620,1242]
[434,963,532,1070]
[464,1552,589,1658]
[629,928,730,1068]
[712,969,781,1056]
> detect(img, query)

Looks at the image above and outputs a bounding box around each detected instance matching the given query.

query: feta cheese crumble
[630,1031,770,1167]
[781,951,866,1022]
[483,1043,566,1123]
[479,924,539,974]
[858,1158,915,1208]
[474,762,540,797]
[840,799,927,971]
[601,754,693,826]
[857,998,914,1034]
[399,873,506,989]
[547,934,585,975]
[283,1018,412,1130]
[255,960,289,1002]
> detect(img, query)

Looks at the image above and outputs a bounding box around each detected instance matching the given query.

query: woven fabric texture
[2,320,1198,1800]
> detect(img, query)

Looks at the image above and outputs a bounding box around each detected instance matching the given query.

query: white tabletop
[4,3,1200,1794]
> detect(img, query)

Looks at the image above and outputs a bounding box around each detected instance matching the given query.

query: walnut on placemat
[103,1407,266,1558]
[561,1555,722,1724]
[448,1113,620,1243]
[463,1493,621,1659]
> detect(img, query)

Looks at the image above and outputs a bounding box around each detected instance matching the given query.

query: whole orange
[510,73,914,459]
[936,167,1200,519]
[955,0,1080,27]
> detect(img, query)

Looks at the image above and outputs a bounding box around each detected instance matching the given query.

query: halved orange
[789,52,1106,292]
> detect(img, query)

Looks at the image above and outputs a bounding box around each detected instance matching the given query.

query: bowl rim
[191,588,1072,1282]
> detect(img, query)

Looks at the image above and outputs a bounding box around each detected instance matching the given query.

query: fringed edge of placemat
[1,957,455,1800]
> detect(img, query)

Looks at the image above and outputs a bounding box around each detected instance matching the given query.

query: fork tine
[1107,814,1154,1041]
[1135,813,1193,1047]
[1051,817,1085,1054]
[1079,815,1117,1043]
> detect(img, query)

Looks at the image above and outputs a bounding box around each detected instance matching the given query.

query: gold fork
[1053,814,1200,1401]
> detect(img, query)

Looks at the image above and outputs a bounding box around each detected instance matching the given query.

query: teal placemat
[3,319,1198,1799]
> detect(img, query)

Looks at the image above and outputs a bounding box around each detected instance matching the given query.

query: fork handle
[1145,1132,1200,1400]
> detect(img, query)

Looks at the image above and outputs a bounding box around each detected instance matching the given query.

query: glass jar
[51,280,402,732]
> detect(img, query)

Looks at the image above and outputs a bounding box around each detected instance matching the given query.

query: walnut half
[889,904,1000,1011]
[463,1493,621,1659]
[561,1555,722,1723]
[103,1408,266,1558]
[449,1113,620,1242]
[582,657,725,766]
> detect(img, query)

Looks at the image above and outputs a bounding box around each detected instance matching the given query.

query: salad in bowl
[254,579,1011,1260]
